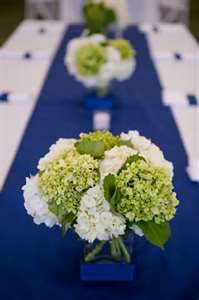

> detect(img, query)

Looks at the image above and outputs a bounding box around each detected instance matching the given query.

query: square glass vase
[80,235,134,282]
[84,88,114,110]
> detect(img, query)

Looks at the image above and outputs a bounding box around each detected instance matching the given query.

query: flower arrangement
[83,0,128,34]
[65,34,136,91]
[23,130,179,265]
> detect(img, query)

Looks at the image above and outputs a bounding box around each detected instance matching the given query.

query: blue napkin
[187,94,198,105]
[0,92,9,102]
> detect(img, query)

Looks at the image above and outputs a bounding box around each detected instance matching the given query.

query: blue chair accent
[0,92,9,102]
[84,92,114,110]
[187,94,198,105]
[174,52,182,61]
[23,52,32,59]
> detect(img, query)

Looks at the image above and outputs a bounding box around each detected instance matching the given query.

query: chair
[25,0,58,19]
[160,0,190,25]
[58,0,84,24]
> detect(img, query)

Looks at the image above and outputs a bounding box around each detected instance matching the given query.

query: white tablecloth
[0,20,66,191]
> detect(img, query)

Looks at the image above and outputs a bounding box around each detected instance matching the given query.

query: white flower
[120,130,151,151]
[115,58,136,81]
[131,224,144,237]
[74,185,126,242]
[120,130,174,177]
[65,34,135,89]
[38,138,76,171]
[100,145,137,178]
[65,34,107,88]
[22,176,58,228]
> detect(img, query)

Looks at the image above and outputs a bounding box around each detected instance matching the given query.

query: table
[0,22,199,300]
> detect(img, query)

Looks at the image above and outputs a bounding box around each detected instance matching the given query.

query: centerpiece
[65,34,136,109]
[83,0,128,36]
[23,130,179,281]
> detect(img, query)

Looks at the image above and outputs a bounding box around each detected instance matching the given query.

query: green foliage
[138,221,171,249]
[103,174,121,211]
[61,212,76,235]
[76,43,106,76]
[75,140,105,158]
[103,174,116,202]
[83,1,117,34]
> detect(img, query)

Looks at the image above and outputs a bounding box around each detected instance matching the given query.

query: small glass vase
[80,234,134,282]
[84,86,114,110]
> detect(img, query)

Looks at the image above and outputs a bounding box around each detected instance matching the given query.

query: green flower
[116,160,179,224]
[110,39,135,60]
[38,149,99,222]
[76,43,106,76]
[79,130,122,151]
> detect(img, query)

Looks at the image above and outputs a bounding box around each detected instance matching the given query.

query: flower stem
[109,240,118,259]
[109,238,122,260]
[84,241,105,262]
[117,237,131,263]
[114,238,122,258]
[96,87,108,98]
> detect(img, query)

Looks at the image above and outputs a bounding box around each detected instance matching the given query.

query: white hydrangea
[120,130,174,177]
[38,138,76,171]
[115,59,136,81]
[65,34,135,89]
[65,34,108,88]
[100,145,137,179]
[74,185,126,242]
[22,176,59,228]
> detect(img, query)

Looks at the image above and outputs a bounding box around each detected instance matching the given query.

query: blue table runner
[0,26,199,300]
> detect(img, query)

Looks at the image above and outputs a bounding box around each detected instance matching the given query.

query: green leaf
[61,213,76,235]
[103,174,121,211]
[118,154,145,174]
[75,140,105,158]
[83,2,117,34]
[103,174,116,202]
[137,221,171,249]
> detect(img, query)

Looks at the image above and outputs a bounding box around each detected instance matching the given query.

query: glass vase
[84,86,114,110]
[80,234,134,282]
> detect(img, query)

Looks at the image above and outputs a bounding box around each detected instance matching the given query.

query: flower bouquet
[83,0,128,36]
[65,34,136,109]
[23,130,179,281]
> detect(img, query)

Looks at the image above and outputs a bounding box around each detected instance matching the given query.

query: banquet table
[0,22,199,300]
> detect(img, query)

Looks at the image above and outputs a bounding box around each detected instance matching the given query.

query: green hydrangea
[116,160,179,224]
[76,43,106,76]
[38,149,99,221]
[79,130,122,151]
[110,39,135,60]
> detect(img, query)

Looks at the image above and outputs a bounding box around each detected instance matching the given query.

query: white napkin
[0,49,50,60]
[93,111,111,131]
[0,91,32,103]
[9,92,32,103]
[162,90,188,106]
[187,158,199,182]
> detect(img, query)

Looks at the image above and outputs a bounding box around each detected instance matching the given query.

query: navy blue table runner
[0,26,199,300]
